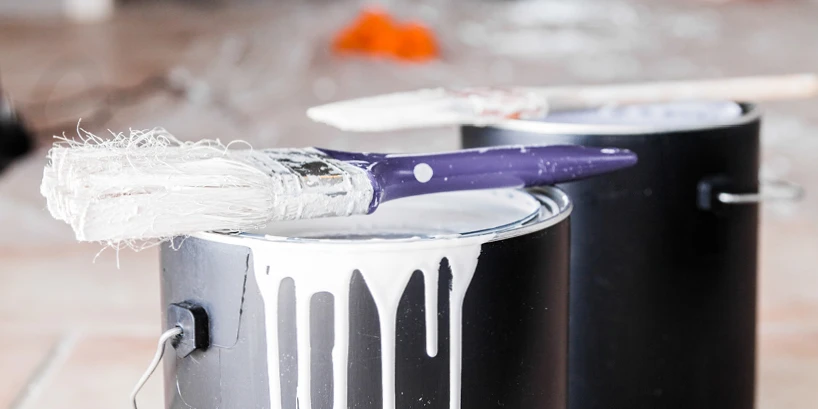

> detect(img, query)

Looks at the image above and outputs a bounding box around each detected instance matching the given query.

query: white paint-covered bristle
[306,87,549,132]
[40,128,374,248]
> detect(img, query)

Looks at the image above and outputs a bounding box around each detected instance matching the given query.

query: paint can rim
[194,186,571,246]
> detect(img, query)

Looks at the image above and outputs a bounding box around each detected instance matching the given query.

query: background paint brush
[306,73,818,132]
[40,129,636,245]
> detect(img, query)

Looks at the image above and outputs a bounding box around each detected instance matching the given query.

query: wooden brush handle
[534,73,818,110]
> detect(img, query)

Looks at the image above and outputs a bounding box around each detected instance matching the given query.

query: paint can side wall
[461,113,760,409]
[159,206,570,409]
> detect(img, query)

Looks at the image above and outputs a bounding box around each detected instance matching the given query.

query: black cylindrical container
[462,102,768,409]
[160,187,571,409]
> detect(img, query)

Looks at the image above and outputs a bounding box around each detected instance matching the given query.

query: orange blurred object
[394,22,437,61]
[332,8,439,62]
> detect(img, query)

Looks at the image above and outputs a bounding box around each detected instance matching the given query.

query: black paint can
[461,101,801,409]
[160,187,572,409]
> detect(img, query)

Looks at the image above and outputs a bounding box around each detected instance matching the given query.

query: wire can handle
[131,327,183,409]
[131,301,210,409]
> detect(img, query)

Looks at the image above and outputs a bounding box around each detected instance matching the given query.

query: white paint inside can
[540,100,743,128]
[253,188,544,240]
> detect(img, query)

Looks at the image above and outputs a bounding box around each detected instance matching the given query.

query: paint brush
[306,73,818,132]
[40,129,636,244]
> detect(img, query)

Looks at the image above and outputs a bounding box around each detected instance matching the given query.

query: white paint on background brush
[306,74,818,133]
[305,87,549,132]
[200,189,545,409]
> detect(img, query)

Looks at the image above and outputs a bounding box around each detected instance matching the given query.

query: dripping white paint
[180,187,571,409]
[250,235,486,409]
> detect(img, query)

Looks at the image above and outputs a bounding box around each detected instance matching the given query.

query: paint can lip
[197,186,571,246]
[474,102,760,136]
[489,186,572,243]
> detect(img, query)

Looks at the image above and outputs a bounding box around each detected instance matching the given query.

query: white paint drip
[223,235,490,409]
[199,189,546,409]
[423,266,440,358]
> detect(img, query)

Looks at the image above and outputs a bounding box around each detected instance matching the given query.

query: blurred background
[0,0,816,408]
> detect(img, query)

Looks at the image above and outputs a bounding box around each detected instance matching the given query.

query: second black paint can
[462,101,765,409]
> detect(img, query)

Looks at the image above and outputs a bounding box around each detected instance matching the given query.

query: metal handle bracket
[167,301,210,358]
[717,179,804,204]
[698,177,804,210]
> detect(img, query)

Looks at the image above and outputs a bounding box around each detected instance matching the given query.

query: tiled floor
[1,0,817,408]
[0,331,60,408]
[30,333,164,409]
[0,246,161,409]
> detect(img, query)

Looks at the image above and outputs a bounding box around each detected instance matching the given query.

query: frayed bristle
[41,127,277,249]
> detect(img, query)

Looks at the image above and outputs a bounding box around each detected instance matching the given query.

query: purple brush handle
[318,144,637,211]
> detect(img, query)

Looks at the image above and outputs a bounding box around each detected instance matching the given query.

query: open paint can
[159,187,572,409]
[461,101,803,409]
